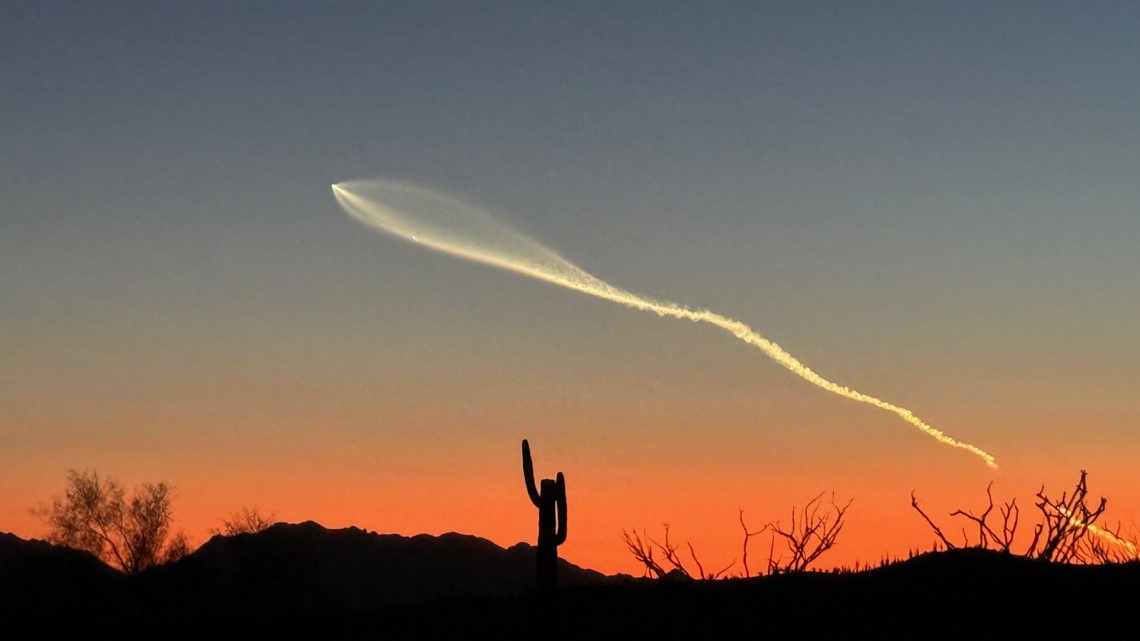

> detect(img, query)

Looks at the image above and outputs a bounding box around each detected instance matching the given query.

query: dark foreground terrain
[3,522,1137,638]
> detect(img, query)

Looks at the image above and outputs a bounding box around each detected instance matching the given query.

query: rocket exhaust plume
[332,179,998,469]
[1057,506,1138,557]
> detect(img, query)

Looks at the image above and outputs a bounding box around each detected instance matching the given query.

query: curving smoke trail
[332,179,998,469]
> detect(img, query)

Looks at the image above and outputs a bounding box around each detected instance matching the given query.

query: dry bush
[1028,470,1107,562]
[912,470,1138,564]
[1079,520,1139,564]
[35,469,190,573]
[626,491,851,579]
[765,492,852,574]
[910,482,1019,552]
[622,525,735,580]
[211,506,277,536]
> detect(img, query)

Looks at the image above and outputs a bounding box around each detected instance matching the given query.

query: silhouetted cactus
[522,439,567,593]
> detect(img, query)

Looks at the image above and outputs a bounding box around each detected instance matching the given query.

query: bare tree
[911,483,1019,552]
[687,542,735,580]
[738,509,769,578]
[37,469,189,573]
[622,525,692,579]
[1028,470,1107,563]
[622,528,672,579]
[767,492,852,573]
[910,490,957,551]
[913,470,1138,564]
[622,525,735,580]
[1079,520,1139,564]
[164,531,193,563]
[211,506,277,536]
[625,495,849,579]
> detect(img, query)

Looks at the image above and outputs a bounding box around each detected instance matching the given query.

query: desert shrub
[211,506,277,536]
[625,491,851,579]
[912,470,1138,564]
[36,469,190,573]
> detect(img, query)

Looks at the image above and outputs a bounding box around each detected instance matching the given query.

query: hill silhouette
[0,531,138,625]
[3,522,1137,638]
[136,520,615,622]
[1,521,621,633]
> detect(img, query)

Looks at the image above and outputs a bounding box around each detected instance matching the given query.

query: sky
[2,1,1138,575]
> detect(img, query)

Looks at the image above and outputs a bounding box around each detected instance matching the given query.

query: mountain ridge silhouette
[1,520,623,632]
[4,521,1137,637]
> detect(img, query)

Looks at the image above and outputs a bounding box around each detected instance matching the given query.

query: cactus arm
[522,439,542,507]
[554,471,567,546]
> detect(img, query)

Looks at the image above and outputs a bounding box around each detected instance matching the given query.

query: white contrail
[332,179,998,469]
[1057,506,1138,558]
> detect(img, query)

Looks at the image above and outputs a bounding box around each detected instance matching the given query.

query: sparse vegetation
[11,462,1140,637]
[621,525,735,580]
[766,492,852,574]
[521,439,568,592]
[35,469,190,573]
[912,470,1139,564]
[625,491,850,579]
[211,506,277,536]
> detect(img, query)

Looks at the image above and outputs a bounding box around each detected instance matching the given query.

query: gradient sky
[3,2,1138,575]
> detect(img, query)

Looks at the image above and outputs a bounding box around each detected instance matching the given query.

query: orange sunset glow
[3,2,1139,636]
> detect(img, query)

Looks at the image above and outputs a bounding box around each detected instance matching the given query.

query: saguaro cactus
[522,439,567,593]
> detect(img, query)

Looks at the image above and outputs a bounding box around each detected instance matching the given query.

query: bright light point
[331,178,999,469]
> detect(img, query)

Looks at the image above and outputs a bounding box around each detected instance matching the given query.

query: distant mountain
[0,531,136,628]
[4,525,1137,638]
[0,522,623,631]
[136,520,619,626]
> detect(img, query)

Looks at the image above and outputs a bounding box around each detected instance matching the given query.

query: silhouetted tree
[164,531,193,563]
[624,494,849,580]
[1029,470,1107,563]
[522,439,567,593]
[738,510,769,578]
[211,506,277,536]
[1081,520,1139,564]
[622,528,674,579]
[622,525,734,580]
[767,492,852,573]
[911,482,1019,552]
[912,470,1137,563]
[36,469,189,573]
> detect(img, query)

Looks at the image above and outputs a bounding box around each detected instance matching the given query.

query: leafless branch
[622,529,668,579]
[913,470,1132,565]
[1031,470,1108,563]
[946,482,1016,552]
[739,509,769,578]
[768,492,852,573]
[686,541,705,579]
[622,525,693,579]
[911,490,956,551]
